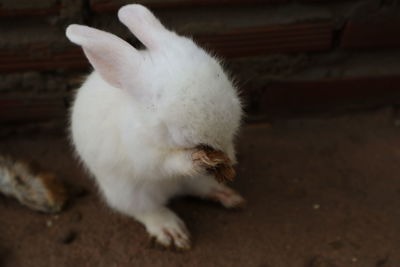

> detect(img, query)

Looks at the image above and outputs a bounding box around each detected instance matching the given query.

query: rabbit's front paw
[144,208,191,250]
[209,186,246,209]
[191,145,235,183]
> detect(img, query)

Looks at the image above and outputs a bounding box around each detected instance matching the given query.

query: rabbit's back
[71,72,160,179]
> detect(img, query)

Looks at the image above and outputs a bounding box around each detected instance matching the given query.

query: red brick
[0,46,88,72]
[90,0,352,13]
[0,21,332,72]
[196,22,332,57]
[259,75,400,114]
[341,17,400,49]
[90,0,290,13]
[0,7,59,17]
[0,97,66,123]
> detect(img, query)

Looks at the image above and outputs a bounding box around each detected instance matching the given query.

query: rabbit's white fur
[66,4,244,249]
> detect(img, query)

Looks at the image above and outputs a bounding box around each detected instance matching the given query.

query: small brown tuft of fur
[192,145,235,183]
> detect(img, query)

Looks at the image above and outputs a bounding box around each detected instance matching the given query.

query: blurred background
[1,0,400,130]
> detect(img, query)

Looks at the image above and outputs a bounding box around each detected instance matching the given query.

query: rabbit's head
[66,4,242,161]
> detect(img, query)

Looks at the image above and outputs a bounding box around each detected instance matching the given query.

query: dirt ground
[0,108,399,267]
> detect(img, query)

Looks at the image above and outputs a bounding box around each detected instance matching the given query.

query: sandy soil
[0,109,399,267]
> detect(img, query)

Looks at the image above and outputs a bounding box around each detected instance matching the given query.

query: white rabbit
[66,4,244,250]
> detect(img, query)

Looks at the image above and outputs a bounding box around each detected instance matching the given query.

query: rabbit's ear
[66,24,140,89]
[118,4,168,50]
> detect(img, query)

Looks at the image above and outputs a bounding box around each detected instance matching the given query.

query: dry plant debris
[0,155,67,213]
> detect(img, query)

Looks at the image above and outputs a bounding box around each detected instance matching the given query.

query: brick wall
[1,0,400,124]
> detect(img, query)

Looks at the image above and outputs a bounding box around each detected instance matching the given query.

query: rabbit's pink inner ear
[83,49,125,89]
[118,4,168,50]
[66,24,140,89]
